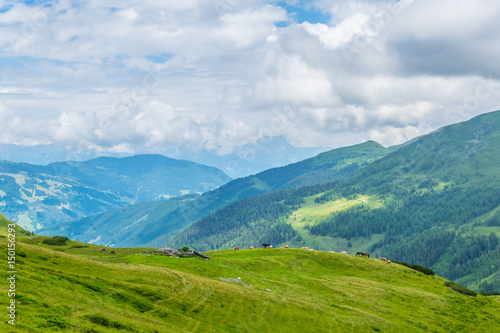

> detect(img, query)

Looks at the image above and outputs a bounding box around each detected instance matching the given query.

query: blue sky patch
[146,53,174,64]
[276,1,330,24]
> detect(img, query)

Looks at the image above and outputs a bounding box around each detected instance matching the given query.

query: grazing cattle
[284,245,289,249]
[386,260,391,264]
[308,249,314,251]
[330,251,336,253]
[341,251,347,254]
[214,249,218,251]
[249,246,254,249]
[380,257,387,261]
[110,250,116,255]
[127,250,130,254]
[233,246,240,251]
[356,251,364,256]
[100,248,106,252]
[262,243,271,249]
[301,247,309,250]
[362,253,370,258]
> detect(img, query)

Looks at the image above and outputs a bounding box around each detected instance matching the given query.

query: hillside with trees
[46,141,393,247]
[169,110,500,291]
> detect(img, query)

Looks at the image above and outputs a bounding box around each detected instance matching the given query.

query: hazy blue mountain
[0,136,329,178]
[0,155,230,231]
[0,143,101,165]
[45,141,394,247]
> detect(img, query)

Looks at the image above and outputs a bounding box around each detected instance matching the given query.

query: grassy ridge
[1,231,499,332]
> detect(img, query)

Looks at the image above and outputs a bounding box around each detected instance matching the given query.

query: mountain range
[0,136,329,178]
[3,110,500,292]
[41,140,394,247]
[167,110,500,291]
[0,155,230,231]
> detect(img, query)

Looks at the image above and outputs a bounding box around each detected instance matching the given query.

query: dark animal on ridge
[262,243,271,249]
[356,252,364,256]
[110,250,116,255]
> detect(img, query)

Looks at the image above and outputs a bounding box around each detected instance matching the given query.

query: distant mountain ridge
[0,155,230,231]
[43,140,394,247]
[0,136,329,178]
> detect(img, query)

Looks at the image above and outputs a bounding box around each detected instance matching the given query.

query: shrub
[393,261,435,275]
[42,236,70,246]
[86,313,134,330]
[479,291,500,296]
[131,297,154,313]
[182,246,190,252]
[36,314,70,330]
[444,281,477,296]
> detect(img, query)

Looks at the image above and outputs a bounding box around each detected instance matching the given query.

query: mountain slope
[49,141,394,247]
[168,110,500,291]
[0,155,230,231]
[2,227,499,332]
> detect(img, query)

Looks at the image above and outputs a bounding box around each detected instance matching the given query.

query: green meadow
[1,226,499,332]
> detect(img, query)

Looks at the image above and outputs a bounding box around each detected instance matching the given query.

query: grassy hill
[168,110,500,291]
[48,141,393,248]
[1,226,499,332]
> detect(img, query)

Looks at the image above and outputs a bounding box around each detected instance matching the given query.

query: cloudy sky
[1,0,500,156]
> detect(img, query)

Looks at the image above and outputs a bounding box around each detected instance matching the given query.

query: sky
[1,0,500,157]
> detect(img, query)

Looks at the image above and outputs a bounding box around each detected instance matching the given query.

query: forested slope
[50,141,392,247]
[171,110,500,291]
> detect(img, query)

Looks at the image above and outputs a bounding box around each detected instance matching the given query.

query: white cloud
[1,0,500,156]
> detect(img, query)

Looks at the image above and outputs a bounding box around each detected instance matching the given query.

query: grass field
[1,227,499,332]
[284,194,385,253]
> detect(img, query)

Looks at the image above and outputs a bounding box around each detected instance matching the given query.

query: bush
[42,236,70,246]
[182,246,190,252]
[86,313,133,330]
[444,281,477,296]
[393,261,435,275]
[36,314,70,330]
[479,291,500,296]
[131,297,154,313]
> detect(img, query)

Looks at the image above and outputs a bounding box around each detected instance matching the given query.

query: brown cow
[284,245,289,249]
[100,248,106,252]
[301,247,309,250]
[380,257,387,261]
[249,246,254,249]
[110,250,116,255]
[356,251,364,256]
[233,246,240,251]
[386,260,391,264]
[363,253,370,258]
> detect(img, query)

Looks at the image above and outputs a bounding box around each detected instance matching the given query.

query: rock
[155,246,210,260]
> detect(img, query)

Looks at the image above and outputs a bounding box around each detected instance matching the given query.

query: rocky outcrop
[155,246,210,260]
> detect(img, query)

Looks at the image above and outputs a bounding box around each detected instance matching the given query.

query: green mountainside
[169,110,500,291]
[1,222,499,332]
[48,141,393,247]
[0,155,230,231]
